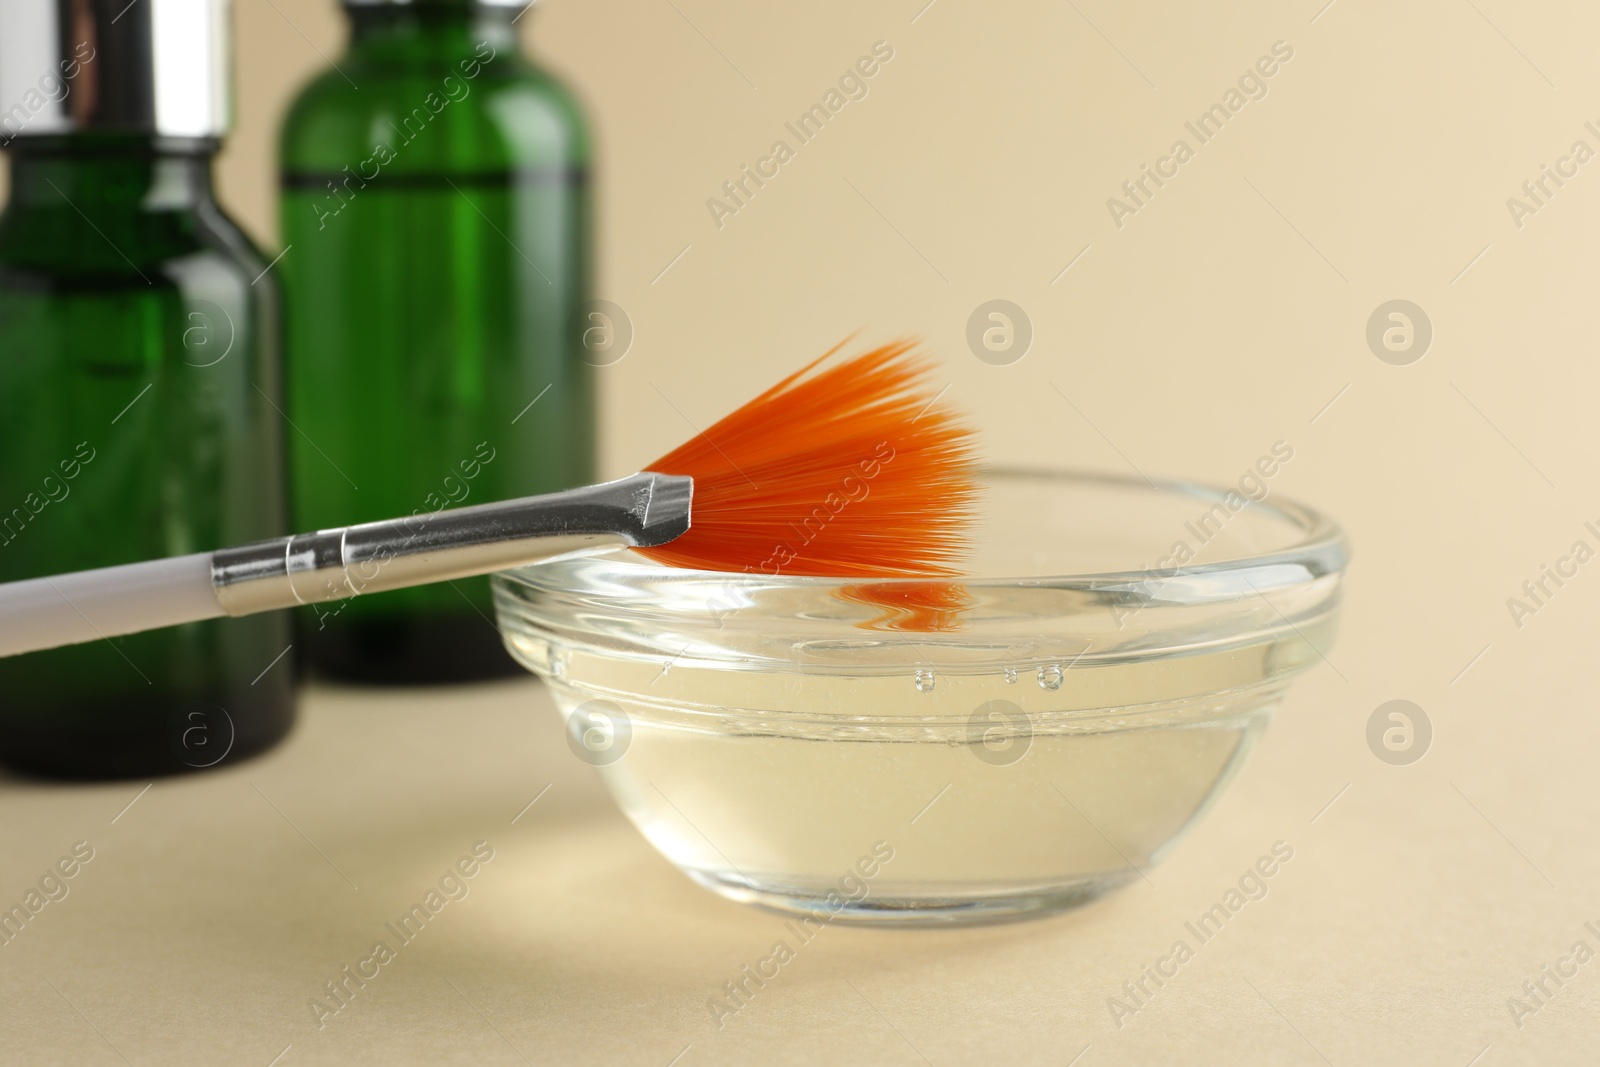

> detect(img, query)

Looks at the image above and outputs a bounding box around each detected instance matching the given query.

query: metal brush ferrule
[209,472,691,617]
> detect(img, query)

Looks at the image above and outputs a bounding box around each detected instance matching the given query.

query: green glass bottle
[280,0,594,683]
[0,0,296,777]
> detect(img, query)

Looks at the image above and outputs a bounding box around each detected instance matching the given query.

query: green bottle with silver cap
[279,0,596,683]
[0,0,296,776]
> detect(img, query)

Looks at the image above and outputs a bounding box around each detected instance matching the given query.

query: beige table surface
[2,656,1595,1067]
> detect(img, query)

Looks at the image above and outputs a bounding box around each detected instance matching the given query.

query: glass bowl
[492,469,1347,926]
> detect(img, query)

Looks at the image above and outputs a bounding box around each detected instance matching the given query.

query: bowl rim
[498,467,1348,592]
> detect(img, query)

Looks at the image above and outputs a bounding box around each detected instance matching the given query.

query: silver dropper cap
[0,0,231,142]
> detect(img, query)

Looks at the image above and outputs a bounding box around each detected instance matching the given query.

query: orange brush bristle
[637,340,978,578]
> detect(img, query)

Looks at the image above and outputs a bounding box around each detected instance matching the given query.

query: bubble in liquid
[914,669,936,693]
[1037,664,1064,691]
[1004,667,1018,684]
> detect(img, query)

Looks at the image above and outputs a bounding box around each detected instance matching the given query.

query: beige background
[5,0,1600,1063]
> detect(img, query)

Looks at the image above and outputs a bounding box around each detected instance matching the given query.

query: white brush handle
[0,473,694,660]
[0,553,223,658]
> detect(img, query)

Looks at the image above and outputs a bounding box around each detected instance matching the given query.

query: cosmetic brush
[0,341,976,659]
